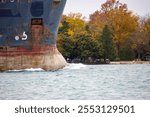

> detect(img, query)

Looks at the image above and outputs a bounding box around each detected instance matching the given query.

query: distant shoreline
[110,61,150,64]
[68,60,150,65]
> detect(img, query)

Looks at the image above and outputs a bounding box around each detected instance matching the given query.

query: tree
[101,25,115,60]
[101,0,128,13]
[101,0,138,59]
[143,17,150,52]
[88,0,139,60]
[131,16,150,60]
[58,13,104,62]
[57,34,74,59]
[77,33,103,60]
[57,13,88,60]
[89,11,106,39]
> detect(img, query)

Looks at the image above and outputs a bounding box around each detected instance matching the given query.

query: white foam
[9,68,44,72]
[24,68,44,72]
[64,63,86,70]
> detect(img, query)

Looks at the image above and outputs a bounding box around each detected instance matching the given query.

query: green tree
[101,25,115,60]
[58,13,87,60]
[58,13,104,62]
[77,33,103,60]
[57,34,74,59]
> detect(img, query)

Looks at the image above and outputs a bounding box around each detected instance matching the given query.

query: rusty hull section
[0,45,67,71]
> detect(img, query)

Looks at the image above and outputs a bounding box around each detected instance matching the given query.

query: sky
[63,0,150,19]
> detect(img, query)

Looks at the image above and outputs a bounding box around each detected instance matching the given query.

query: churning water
[0,64,150,100]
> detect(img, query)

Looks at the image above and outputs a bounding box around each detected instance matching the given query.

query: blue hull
[0,0,67,71]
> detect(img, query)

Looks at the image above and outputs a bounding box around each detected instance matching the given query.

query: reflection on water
[0,63,150,100]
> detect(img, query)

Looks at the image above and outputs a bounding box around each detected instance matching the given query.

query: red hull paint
[0,45,58,56]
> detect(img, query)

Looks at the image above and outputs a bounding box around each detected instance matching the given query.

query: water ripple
[0,64,150,100]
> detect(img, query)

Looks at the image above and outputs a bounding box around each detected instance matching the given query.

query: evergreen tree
[101,25,115,60]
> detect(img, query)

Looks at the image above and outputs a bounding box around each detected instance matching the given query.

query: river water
[0,64,150,100]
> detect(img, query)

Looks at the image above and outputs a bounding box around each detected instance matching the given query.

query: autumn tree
[143,17,150,52]
[64,13,86,37]
[131,16,150,60]
[89,0,139,60]
[89,11,106,39]
[101,0,139,59]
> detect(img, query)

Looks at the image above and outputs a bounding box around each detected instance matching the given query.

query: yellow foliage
[106,9,139,45]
